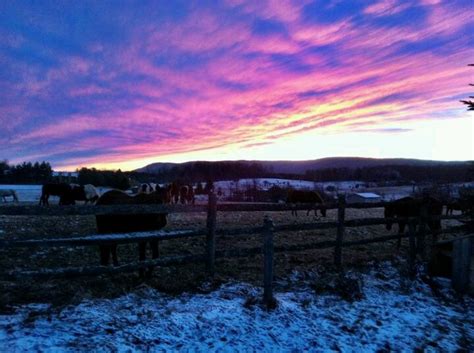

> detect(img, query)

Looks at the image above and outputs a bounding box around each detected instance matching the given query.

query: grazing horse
[83,184,99,204]
[68,184,100,205]
[287,189,326,217]
[0,189,18,202]
[179,185,195,204]
[39,183,74,206]
[446,199,469,215]
[95,189,168,277]
[40,183,99,206]
[384,196,443,247]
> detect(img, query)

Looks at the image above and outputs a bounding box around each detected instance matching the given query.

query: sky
[0,0,473,171]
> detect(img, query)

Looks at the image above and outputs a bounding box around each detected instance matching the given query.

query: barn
[346,192,382,204]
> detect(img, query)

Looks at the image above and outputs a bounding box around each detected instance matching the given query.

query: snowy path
[1,265,473,352]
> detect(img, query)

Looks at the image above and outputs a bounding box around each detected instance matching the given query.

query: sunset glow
[1,0,473,170]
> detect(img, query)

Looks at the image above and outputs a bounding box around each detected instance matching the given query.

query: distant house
[346,192,382,204]
[52,171,79,182]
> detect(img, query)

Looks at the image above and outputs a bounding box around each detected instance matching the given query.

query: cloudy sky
[1,0,473,170]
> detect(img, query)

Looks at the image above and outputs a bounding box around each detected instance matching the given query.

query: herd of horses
[37,182,195,207]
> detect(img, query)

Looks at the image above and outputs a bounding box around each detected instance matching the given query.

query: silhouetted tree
[460,64,474,111]
[78,167,130,190]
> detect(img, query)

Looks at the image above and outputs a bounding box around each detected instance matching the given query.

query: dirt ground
[0,205,465,310]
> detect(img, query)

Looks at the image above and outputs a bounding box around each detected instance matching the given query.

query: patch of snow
[0,264,472,352]
[0,184,42,202]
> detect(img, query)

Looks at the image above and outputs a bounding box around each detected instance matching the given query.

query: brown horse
[168,182,180,204]
[287,189,326,217]
[384,196,443,247]
[39,183,74,205]
[95,189,168,277]
[179,185,195,204]
[446,199,470,215]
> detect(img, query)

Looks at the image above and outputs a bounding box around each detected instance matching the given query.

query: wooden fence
[0,192,472,306]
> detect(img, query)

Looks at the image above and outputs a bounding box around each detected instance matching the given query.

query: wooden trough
[430,235,474,294]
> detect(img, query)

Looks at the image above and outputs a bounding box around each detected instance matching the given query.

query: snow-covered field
[1,264,472,352]
[0,184,43,203]
[0,185,110,203]
[214,178,364,193]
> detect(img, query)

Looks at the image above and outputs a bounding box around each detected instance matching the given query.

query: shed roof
[352,192,381,198]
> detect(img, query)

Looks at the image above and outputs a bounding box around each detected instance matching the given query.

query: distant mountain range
[136,157,471,175]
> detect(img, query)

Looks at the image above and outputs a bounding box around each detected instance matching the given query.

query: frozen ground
[1,264,472,352]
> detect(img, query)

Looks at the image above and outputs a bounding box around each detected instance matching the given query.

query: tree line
[1,159,472,187]
[304,163,474,183]
[136,161,269,183]
[0,160,53,184]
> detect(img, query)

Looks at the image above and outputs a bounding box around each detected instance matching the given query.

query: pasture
[0,200,467,309]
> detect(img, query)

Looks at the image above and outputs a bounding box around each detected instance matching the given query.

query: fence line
[1,213,467,249]
[0,201,469,218]
[1,192,472,300]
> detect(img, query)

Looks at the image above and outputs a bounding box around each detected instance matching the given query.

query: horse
[40,183,99,206]
[39,183,73,206]
[168,182,180,204]
[83,184,99,204]
[139,183,156,194]
[446,199,469,215]
[384,196,443,247]
[0,189,18,202]
[179,185,195,204]
[95,189,168,277]
[67,184,100,204]
[286,189,326,217]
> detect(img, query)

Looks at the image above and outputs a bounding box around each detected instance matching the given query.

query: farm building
[52,171,79,182]
[346,192,382,204]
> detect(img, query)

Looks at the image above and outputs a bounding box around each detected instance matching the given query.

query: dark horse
[287,189,326,217]
[95,189,168,277]
[39,183,74,206]
[384,196,443,247]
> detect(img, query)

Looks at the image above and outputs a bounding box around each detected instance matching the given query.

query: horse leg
[99,246,110,266]
[397,222,406,248]
[138,242,147,278]
[147,240,159,277]
[111,245,118,266]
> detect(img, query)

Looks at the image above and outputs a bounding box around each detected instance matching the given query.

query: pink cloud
[364,0,411,16]
[3,0,472,168]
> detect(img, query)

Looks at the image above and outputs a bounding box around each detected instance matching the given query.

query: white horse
[83,184,99,204]
[0,189,19,202]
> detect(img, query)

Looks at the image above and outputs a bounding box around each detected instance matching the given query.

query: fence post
[334,194,346,268]
[263,215,276,308]
[452,236,473,294]
[417,204,427,260]
[206,190,217,276]
[408,219,417,279]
